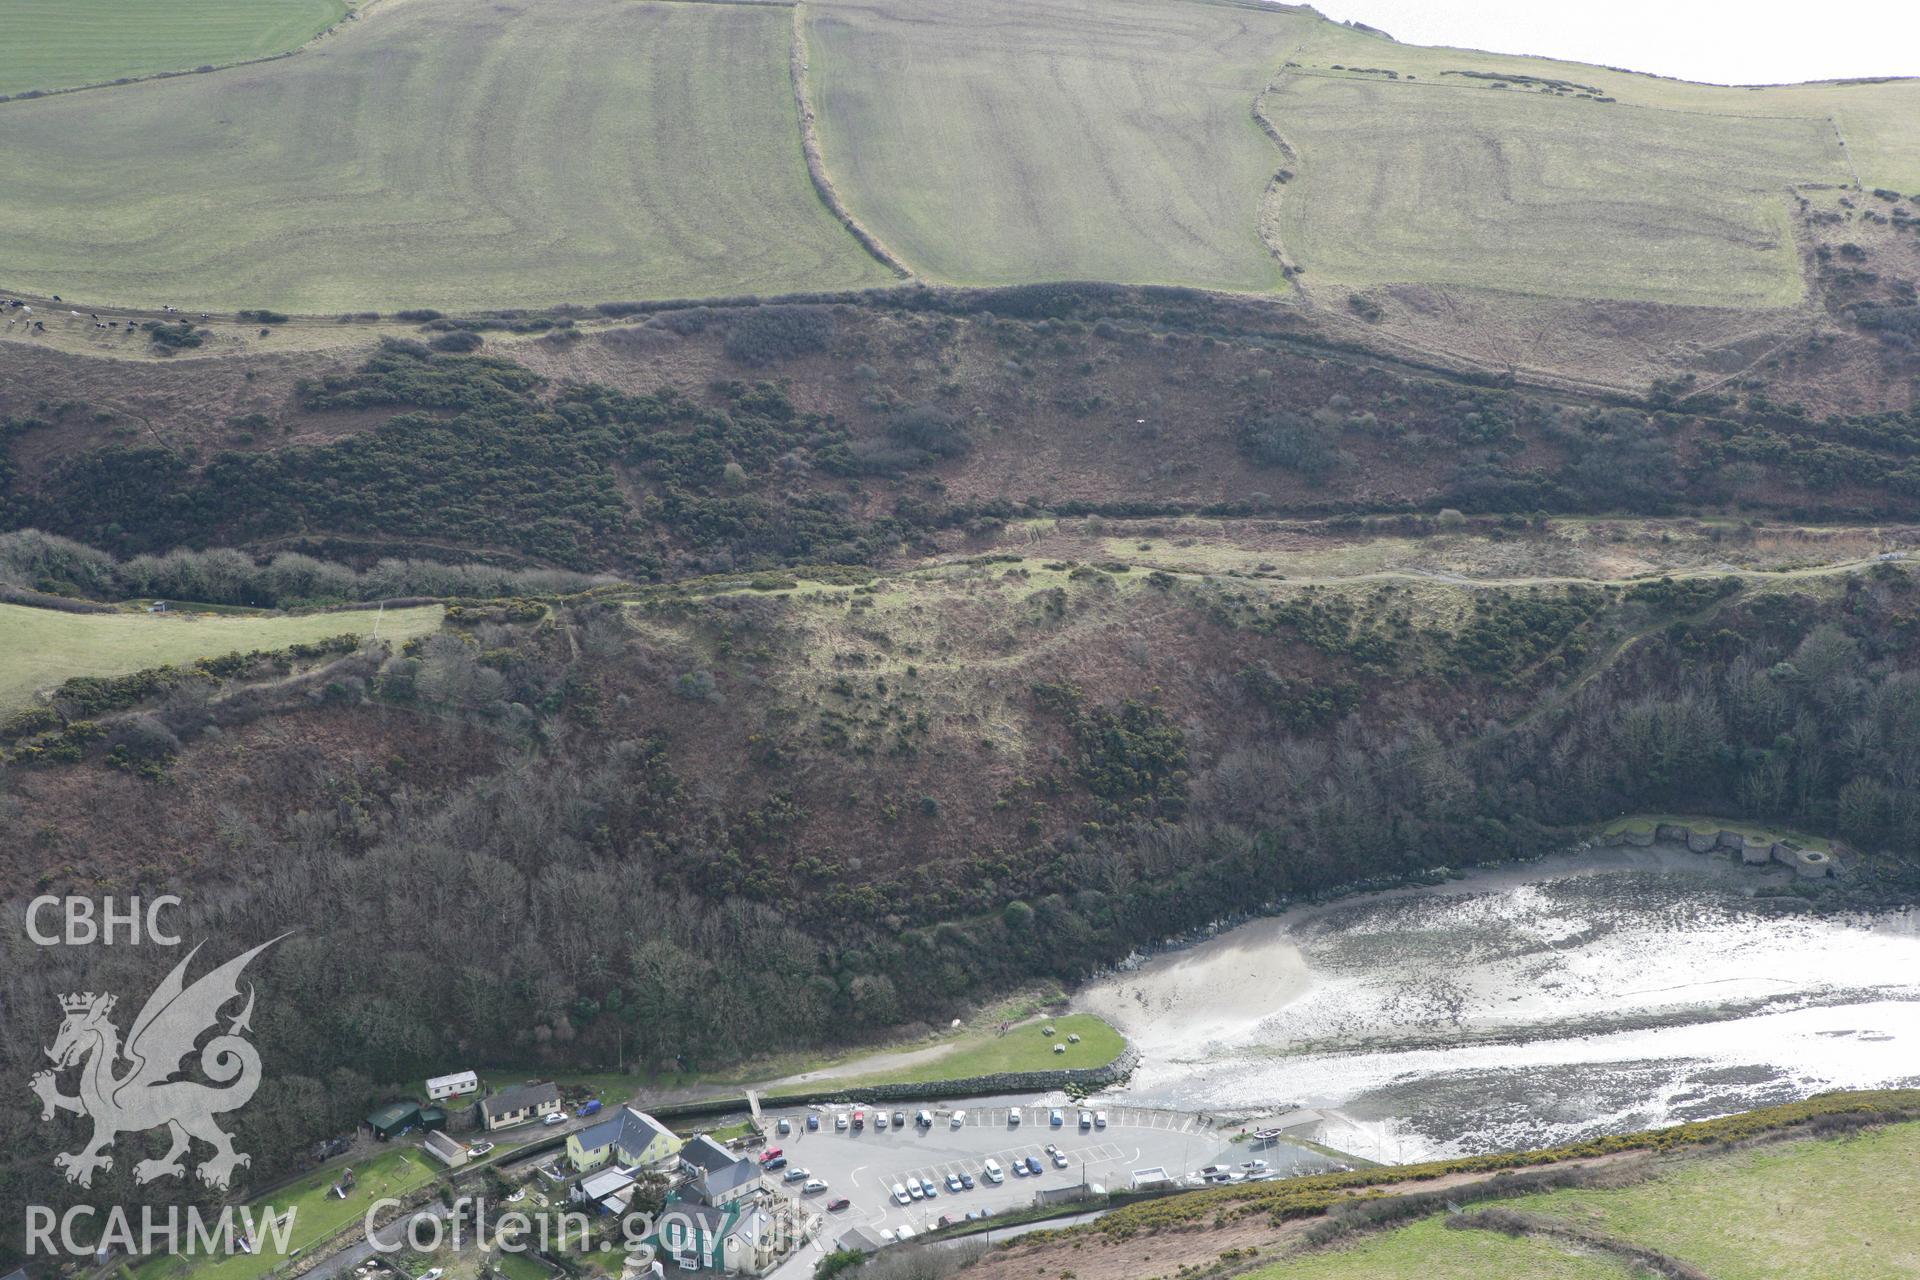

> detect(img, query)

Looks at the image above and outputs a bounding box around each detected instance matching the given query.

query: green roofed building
[366,1102,422,1140]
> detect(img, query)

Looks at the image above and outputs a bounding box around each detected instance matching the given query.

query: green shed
[366,1102,422,1140]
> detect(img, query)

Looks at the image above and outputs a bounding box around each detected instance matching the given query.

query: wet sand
[1075,846,1920,1161]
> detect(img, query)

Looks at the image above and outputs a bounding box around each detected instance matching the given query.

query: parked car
[1008,1109,1022,1127]
[1078,1111,1092,1129]
[782,1167,808,1183]
[921,1178,938,1199]
[777,1119,791,1136]
[916,1110,934,1127]
[1094,1110,1107,1128]
[804,1179,828,1195]
[758,1148,784,1164]
[959,1172,974,1189]
[875,1112,889,1130]
[896,1226,915,1241]
[468,1142,494,1158]
[577,1100,603,1117]
[1049,1109,1063,1127]
[1011,1159,1028,1178]
[834,1114,848,1131]
[542,1113,565,1126]
[1024,1156,1044,1176]
[764,1155,788,1171]
[879,1229,896,1244]
[950,1110,966,1128]
[893,1111,906,1128]
[892,1183,912,1206]
[945,1173,962,1192]
[827,1198,850,1212]
[806,1113,820,1131]
[852,1109,865,1130]
[982,1159,1004,1184]
[1044,1143,1060,1156]
[907,1181,923,1201]
[1052,1152,1070,1169]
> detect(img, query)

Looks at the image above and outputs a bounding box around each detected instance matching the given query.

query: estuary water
[1076,846,1920,1162]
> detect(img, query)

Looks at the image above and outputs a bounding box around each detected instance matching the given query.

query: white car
[875,1112,889,1130]
[835,1113,849,1131]
[879,1229,896,1244]
[896,1225,915,1241]
[1094,1110,1107,1129]
[1008,1109,1022,1127]
[542,1113,565,1126]
[892,1182,912,1206]
[950,1110,966,1128]
[803,1179,828,1194]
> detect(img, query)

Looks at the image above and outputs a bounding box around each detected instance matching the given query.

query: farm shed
[366,1102,421,1140]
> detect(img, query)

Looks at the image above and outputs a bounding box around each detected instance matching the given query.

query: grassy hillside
[0,601,441,708]
[0,0,347,96]
[0,0,892,311]
[805,0,1307,293]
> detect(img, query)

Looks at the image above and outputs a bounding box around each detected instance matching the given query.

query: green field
[0,602,442,708]
[1268,71,1843,306]
[0,0,347,96]
[1247,1215,1636,1279]
[127,1148,439,1280]
[1478,1122,1920,1280]
[1242,1122,1920,1280]
[0,0,892,311]
[807,0,1306,293]
[3,0,1917,311]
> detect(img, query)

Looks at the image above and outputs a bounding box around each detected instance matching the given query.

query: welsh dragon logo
[30,937,284,1191]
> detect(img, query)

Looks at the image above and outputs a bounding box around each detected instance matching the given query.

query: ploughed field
[1,0,1916,311]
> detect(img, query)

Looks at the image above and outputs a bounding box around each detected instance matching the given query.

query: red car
[758,1147,783,1164]
[826,1198,851,1212]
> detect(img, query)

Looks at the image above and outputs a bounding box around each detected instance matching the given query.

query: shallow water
[1076,846,1920,1162]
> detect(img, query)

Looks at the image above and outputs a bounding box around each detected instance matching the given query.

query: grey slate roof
[575,1105,672,1157]
[481,1081,559,1120]
[695,1155,761,1203]
[680,1134,737,1174]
